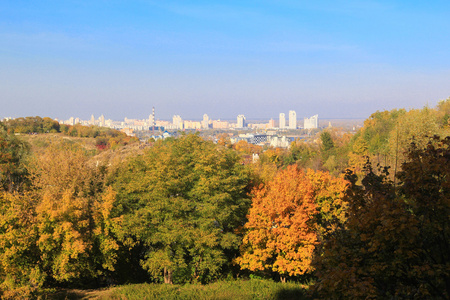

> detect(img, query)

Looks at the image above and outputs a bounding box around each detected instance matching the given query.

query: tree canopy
[312,136,450,299]
[112,134,252,284]
[237,166,348,282]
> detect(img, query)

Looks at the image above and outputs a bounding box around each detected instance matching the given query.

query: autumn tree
[436,97,450,127]
[237,166,348,282]
[312,136,450,299]
[1,140,119,295]
[388,107,444,167]
[233,140,262,155]
[288,140,321,170]
[0,191,41,298]
[29,142,119,285]
[0,123,29,192]
[112,134,252,284]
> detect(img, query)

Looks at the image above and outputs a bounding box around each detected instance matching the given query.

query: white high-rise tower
[202,114,210,129]
[237,115,246,128]
[288,110,297,129]
[279,113,286,129]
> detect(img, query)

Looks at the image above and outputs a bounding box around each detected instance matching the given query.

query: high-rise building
[173,115,183,129]
[279,113,286,129]
[237,114,246,128]
[268,118,275,128]
[90,114,95,125]
[99,114,105,126]
[202,114,210,129]
[304,114,319,129]
[288,110,297,129]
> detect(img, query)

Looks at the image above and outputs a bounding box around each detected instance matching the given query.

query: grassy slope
[43,280,310,300]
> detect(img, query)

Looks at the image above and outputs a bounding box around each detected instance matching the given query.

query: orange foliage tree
[237,165,348,281]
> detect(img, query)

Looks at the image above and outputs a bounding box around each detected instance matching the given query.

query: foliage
[312,136,450,299]
[396,136,450,298]
[258,147,287,168]
[0,191,41,299]
[358,109,405,156]
[29,143,119,284]
[4,116,138,151]
[4,116,60,134]
[436,97,450,127]
[288,141,321,170]
[233,140,263,155]
[388,107,444,166]
[112,134,252,284]
[0,142,119,295]
[320,131,334,154]
[0,123,30,192]
[237,166,348,281]
[61,124,139,150]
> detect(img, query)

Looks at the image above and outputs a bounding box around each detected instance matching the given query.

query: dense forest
[0,99,449,299]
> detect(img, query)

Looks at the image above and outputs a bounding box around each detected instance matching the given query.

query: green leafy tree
[320,131,334,153]
[288,140,321,170]
[112,134,251,284]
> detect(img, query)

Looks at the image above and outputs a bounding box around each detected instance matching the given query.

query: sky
[1,0,450,121]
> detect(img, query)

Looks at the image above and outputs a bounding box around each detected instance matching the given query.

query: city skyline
[1,1,449,120]
[45,109,321,130]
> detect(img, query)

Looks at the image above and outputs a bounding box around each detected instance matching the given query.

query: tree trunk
[164,267,173,284]
[280,275,286,283]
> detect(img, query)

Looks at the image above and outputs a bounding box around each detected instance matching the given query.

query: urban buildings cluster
[56,109,319,132]
[0,109,321,148]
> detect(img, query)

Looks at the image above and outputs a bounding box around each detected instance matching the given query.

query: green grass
[43,279,310,300]
[103,279,309,300]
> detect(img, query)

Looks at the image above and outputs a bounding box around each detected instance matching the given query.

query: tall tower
[237,114,246,128]
[289,110,297,129]
[279,113,286,129]
[150,106,155,134]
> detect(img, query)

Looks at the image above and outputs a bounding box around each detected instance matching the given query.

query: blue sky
[1,0,449,120]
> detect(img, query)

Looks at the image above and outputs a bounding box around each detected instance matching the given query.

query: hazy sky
[1,0,450,120]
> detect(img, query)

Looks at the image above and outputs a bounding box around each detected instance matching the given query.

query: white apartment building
[172,115,183,130]
[304,114,319,129]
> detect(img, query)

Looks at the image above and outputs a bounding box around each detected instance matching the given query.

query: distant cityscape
[49,109,319,132]
[2,110,365,149]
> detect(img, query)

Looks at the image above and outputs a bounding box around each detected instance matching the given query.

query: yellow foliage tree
[30,142,118,283]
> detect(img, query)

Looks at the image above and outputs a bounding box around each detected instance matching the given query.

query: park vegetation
[0,98,449,299]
